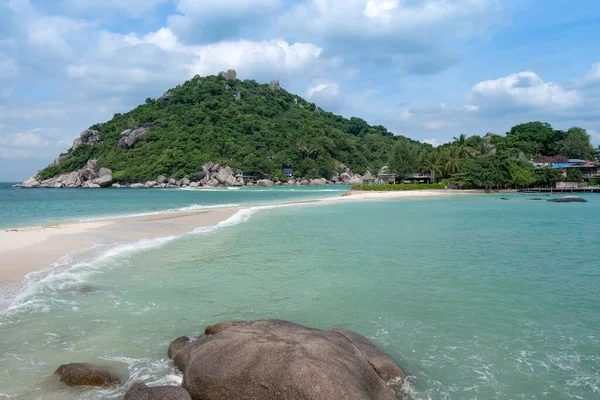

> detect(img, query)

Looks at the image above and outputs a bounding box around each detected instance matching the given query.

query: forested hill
[38,71,429,182]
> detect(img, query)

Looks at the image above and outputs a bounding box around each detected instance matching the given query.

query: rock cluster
[19,160,113,188]
[167,319,407,400]
[18,160,365,189]
[119,126,151,149]
[218,69,237,80]
[72,129,102,150]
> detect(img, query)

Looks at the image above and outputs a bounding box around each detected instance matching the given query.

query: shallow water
[1,192,599,399]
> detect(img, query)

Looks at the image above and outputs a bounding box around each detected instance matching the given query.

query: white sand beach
[0,190,468,282]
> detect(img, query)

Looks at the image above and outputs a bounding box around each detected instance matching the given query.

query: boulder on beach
[257,179,274,187]
[548,196,588,203]
[53,363,121,387]
[169,319,406,400]
[125,382,192,400]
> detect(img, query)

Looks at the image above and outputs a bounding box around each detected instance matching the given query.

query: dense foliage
[387,122,596,189]
[39,75,431,182]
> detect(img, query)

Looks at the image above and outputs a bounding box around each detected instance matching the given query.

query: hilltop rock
[218,69,237,80]
[53,363,121,387]
[169,319,406,400]
[159,91,173,104]
[119,126,150,149]
[269,80,280,91]
[72,129,102,150]
[124,382,192,400]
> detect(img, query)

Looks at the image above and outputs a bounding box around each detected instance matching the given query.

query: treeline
[388,122,598,189]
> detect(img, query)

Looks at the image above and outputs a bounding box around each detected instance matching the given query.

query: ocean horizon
[1,188,599,399]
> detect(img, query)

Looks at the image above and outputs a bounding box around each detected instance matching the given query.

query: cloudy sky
[1,0,600,180]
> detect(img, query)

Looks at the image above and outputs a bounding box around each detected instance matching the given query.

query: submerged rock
[53,363,120,387]
[124,382,192,400]
[548,196,588,203]
[169,319,406,400]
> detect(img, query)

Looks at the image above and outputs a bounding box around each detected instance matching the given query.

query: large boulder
[340,172,352,183]
[348,178,363,185]
[205,178,220,187]
[65,171,83,188]
[130,183,145,188]
[218,69,237,80]
[224,175,237,186]
[269,80,280,91]
[309,178,328,186]
[157,175,168,184]
[215,167,234,184]
[169,319,406,400]
[125,382,192,400]
[53,363,120,387]
[21,176,41,188]
[92,168,113,187]
[256,179,274,187]
[72,129,102,150]
[182,177,191,186]
[119,126,150,149]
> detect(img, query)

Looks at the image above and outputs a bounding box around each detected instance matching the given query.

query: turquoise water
[0,182,347,228]
[1,191,599,399]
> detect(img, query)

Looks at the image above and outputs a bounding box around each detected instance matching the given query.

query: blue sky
[1,0,600,181]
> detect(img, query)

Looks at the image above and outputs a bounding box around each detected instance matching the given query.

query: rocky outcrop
[309,178,328,186]
[53,363,120,387]
[233,90,241,101]
[124,382,192,400]
[119,126,150,149]
[218,69,237,80]
[169,319,406,400]
[72,129,102,150]
[52,154,70,166]
[548,196,588,203]
[269,80,280,91]
[22,160,113,189]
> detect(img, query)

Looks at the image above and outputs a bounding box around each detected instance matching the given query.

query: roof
[552,162,578,169]
[282,168,293,174]
[362,171,375,180]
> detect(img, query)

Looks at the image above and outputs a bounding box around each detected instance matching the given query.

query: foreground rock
[53,363,120,387]
[169,319,406,400]
[548,196,588,203]
[125,382,192,400]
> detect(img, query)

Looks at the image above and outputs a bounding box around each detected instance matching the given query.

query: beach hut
[282,168,293,177]
[377,166,396,184]
[362,170,376,185]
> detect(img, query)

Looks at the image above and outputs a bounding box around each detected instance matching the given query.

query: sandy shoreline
[0,190,471,283]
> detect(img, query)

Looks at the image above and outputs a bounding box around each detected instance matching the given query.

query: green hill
[38,72,429,183]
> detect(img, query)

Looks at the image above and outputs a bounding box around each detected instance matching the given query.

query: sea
[0,182,599,399]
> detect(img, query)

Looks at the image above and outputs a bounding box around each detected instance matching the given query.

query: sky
[1,0,600,181]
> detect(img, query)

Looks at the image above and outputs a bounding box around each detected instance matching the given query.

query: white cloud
[364,0,398,20]
[468,71,581,111]
[62,0,169,17]
[0,54,19,78]
[168,0,283,42]
[306,82,340,99]
[277,0,502,74]
[581,62,600,86]
[0,147,32,159]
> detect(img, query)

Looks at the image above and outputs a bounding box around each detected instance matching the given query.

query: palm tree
[443,146,463,175]
[453,133,473,158]
[476,141,494,157]
[420,151,444,183]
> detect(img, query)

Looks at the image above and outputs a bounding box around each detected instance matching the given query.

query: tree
[475,141,494,157]
[508,160,536,188]
[420,151,443,183]
[534,168,563,187]
[389,140,419,180]
[463,157,509,189]
[452,133,473,158]
[555,127,594,160]
[565,168,582,182]
[442,147,463,176]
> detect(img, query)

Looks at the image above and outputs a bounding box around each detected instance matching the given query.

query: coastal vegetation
[35,73,596,190]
